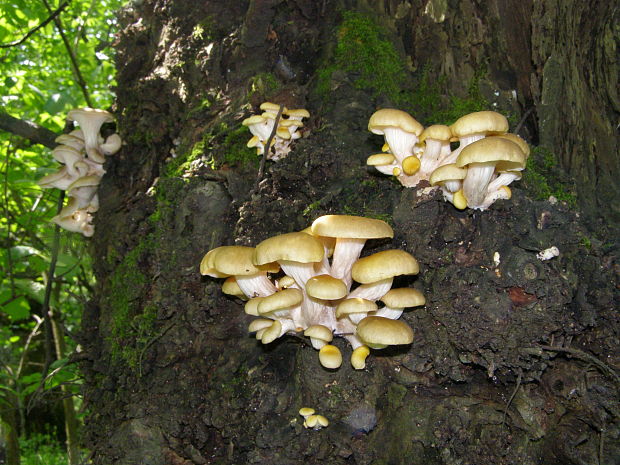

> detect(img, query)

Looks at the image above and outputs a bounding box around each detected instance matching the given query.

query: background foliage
[0,0,121,462]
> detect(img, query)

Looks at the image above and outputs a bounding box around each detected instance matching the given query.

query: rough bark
[80,1,619,464]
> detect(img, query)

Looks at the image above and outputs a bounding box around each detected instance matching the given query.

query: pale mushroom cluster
[200,215,425,370]
[37,108,121,236]
[242,102,309,161]
[367,109,529,210]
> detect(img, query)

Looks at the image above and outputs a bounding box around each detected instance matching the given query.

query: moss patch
[522,146,577,205]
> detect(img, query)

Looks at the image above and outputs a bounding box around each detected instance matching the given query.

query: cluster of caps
[37,108,121,236]
[299,407,328,430]
[200,215,425,370]
[242,102,309,161]
[366,109,530,211]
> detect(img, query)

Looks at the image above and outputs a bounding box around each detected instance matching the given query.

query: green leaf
[2,296,31,321]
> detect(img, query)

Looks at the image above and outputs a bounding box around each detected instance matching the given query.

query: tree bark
[80,1,619,464]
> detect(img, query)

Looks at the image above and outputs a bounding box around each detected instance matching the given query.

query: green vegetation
[0,0,121,463]
[522,146,577,205]
[316,11,408,103]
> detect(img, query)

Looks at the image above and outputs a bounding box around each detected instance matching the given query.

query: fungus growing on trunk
[200,215,422,370]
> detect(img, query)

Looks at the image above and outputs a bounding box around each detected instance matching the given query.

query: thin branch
[253,104,284,192]
[3,140,16,297]
[0,109,58,148]
[0,1,70,48]
[40,0,93,107]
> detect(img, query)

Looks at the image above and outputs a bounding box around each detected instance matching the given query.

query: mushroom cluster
[367,109,529,210]
[200,215,425,370]
[37,108,121,236]
[242,102,309,161]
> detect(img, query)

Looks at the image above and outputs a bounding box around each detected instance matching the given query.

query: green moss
[522,146,577,206]
[316,11,408,103]
[410,64,489,125]
[248,72,281,100]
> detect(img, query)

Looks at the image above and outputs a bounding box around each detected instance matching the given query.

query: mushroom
[52,145,86,177]
[100,133,122,155]
[304,324,334,349]
[310,215,394,289]
[429,163,468,209]
[356,316,413,349]
[349,249,419,301]
[375,288,425,320]
[67,108,114,163]
[418,124,453,177]
[456,137,526,209]
[447,110,508,163]
[351,345,370,370]
[368,109,423,162]
[318,344,342,369]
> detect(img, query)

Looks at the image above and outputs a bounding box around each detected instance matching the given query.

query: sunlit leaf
[2,296,31,321]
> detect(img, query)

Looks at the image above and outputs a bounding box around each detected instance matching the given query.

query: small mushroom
[67,108,114,163]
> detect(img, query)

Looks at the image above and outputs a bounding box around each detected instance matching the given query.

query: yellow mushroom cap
[242,115,266,126]
[299,407,315,418]
[351,345,370,370]
[450,111,508,137]
[318,344,342,369]
[211,246,279,276]
[429,163,467,186]
[352,250,419,284]
[335,298,378,318]
[261,320,282,344]
[277,275,297,289]
[356,316,413,348]
[402,156,421,176]
[260,102,284,112]
[311,215,394,240]
[244,297,264,316]
[380,288,425,308]
[305,274,348,300]
[492,133,530,158]
[455,137,526,169]
[285,108,310,118]
[248,318,274,333]
[258,288,303,315]
[419,124,452,142]
[200,249,228,277]
[453,189,468,210]
[368,109,424,136]
[221,277,247,299]
[247,135,261,148]
[304,325,333,343]
[254,232,324,265]
[367,153,396,166]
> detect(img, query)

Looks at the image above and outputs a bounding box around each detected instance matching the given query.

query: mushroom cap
[261,319,283,344]
[455,137,526,169]
[304,325,333,342]
[101,133,122,155]
[318,344,342,369]
[351,345,370,370]
[335,298,378,318]
[305,274,348,300]
[244,297,263,316]
[242,115,266,126]
[67,107,114,127]
[52,145,83,164]
[450,111,508,137]
[356,316,413,346]
[352,249,419,284]
[221,276,247,299]
[260,102,284,112]
[55,134,85,150]
[368,109,423,136]
[67,174,101,190]
[258,288,303,315]
[277,275,297,289]
[311,215,393,240]
[200,249,228,277]
[367,153,396,166]
[493,133,530,158]
[276,127,292,140]
[254,232,324,265]
[380,288,425,308]
[285,108,310,118]
[419,124,452,142]
[210,245,279,276]
[402,155,421,175]
[248,318,274,333]
[429,163,467,185]
[299,407,315,418]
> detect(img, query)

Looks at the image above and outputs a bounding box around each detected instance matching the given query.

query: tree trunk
[80,1,619,464]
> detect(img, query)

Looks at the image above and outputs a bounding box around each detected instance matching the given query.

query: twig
[513,107,535,136]
[3,140,16,296]
[502,368,522,426]
[40,0,93,107]
[253,104,284,193]
[0,1,70,48]
[537,344,620,386]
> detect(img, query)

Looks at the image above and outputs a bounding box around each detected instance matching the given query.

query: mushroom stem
[461,162,496,208]
[235,273,278,298]
[383,127,418,162]
[330,238,366,290]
